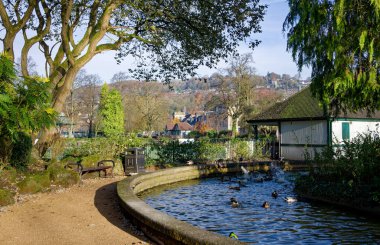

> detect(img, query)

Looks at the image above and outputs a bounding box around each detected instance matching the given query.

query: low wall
[117,165,247,245]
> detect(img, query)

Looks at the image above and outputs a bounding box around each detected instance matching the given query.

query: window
[342,122,350,141]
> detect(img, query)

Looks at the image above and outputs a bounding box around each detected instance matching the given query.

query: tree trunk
[3,33,16,60]
[88,119,93,138]
[36,67,80,157]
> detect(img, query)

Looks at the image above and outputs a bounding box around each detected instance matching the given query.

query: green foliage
[152,140,198,164]
[230,139,250,160]
[0,54,56,165]
[63,135,147,160]
[17,172,51,194]
[197,140,226,163]
[10,132,32,170]
[284,0,380,112]
[47,164,79,187]
[0,188,15,206]
[297,129,380,206]
[99,84,125,137]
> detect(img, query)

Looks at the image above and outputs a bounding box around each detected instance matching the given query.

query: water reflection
[139,173,380,244]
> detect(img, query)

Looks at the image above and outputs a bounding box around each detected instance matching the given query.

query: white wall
[280,120,327,160]
[281,120,327,145]
[281,145,324,161]
[331,120,380,143]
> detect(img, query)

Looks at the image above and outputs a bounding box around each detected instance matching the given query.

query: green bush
[0,188,15,206]
[17,172,50,194]
[230,139,250,160]
[10,132,32,170]
[48,165,79,187]
[62,135,148,160]
[297,130,380,206]
[197,140,226,162]
[80,155,103,168]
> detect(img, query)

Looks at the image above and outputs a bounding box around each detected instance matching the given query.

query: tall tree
[99,84,124,137]
[123,82,168,133]
[284,0,380,113]
[77,73,102,138]
[0,0,266,153]
[208,53,257,136]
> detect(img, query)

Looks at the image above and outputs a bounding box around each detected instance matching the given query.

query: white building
[248,87,380,161]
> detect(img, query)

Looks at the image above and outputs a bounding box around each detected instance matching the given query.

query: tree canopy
[284,0,380,113]
[0,0,266,115]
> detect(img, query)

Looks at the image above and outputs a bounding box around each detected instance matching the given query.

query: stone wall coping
[117,165,245,244]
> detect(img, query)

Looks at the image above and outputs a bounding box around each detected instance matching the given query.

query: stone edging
[116,165,245,245]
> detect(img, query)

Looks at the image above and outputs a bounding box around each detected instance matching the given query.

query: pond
[139,171,380,244]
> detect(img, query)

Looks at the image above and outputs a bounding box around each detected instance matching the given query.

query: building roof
[248,87,380,123]
[165,122,193,131]
[174,122,193,131]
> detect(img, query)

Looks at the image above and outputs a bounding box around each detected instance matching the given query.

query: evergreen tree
[284,0,380,113]
[99,84,125,137]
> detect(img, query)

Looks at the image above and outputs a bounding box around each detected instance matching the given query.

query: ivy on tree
[284,0,380,112]
[99,84,125,137]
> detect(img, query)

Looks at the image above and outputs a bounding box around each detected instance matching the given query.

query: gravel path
[0,177,151,245]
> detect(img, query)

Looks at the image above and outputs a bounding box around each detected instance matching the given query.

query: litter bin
[124,147,145,175]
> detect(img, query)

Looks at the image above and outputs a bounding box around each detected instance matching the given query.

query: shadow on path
[94,180,147,240]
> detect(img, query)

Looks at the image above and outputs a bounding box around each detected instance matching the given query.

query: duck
[271,191,278,198]
[229,232,239,239]
[262,201,270,208]
[284,197,297,203]
[230,198,239,208]
[229,186,241,191]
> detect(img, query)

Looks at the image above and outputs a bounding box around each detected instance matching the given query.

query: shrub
[10,132,32,170]
[62,135,148,160]
[48,165,79,187]
[197,140,226,162]
[231,139,250,160]
[17,172,50,194]
[0,188,15,206]
[298,130,380,206]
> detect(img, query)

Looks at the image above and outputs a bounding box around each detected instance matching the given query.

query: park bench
[65,160,115,180]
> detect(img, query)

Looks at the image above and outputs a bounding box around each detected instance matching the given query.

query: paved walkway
[0,177,151,245]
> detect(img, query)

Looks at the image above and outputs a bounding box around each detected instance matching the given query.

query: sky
[13,0,311,82]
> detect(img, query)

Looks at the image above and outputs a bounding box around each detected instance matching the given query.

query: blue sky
[15,0,311,82]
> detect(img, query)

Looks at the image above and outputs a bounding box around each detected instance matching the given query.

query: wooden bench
[65,160,115,180]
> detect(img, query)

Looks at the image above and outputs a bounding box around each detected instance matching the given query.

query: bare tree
[208,53,257,137]
[111,71,129,83]
[124,82,168,134]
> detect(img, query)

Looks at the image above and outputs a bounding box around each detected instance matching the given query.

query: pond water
[139,172,380,244]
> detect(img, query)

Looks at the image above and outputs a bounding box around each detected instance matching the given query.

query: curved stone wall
[117,165,245,245]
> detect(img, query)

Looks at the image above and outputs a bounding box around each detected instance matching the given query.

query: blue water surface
[139,173,380,244]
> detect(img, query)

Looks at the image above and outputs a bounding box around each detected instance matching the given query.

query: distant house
[248,87,380,161]
[165,122,193,138]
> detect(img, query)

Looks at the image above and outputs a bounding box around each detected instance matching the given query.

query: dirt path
[0,177,150,245]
